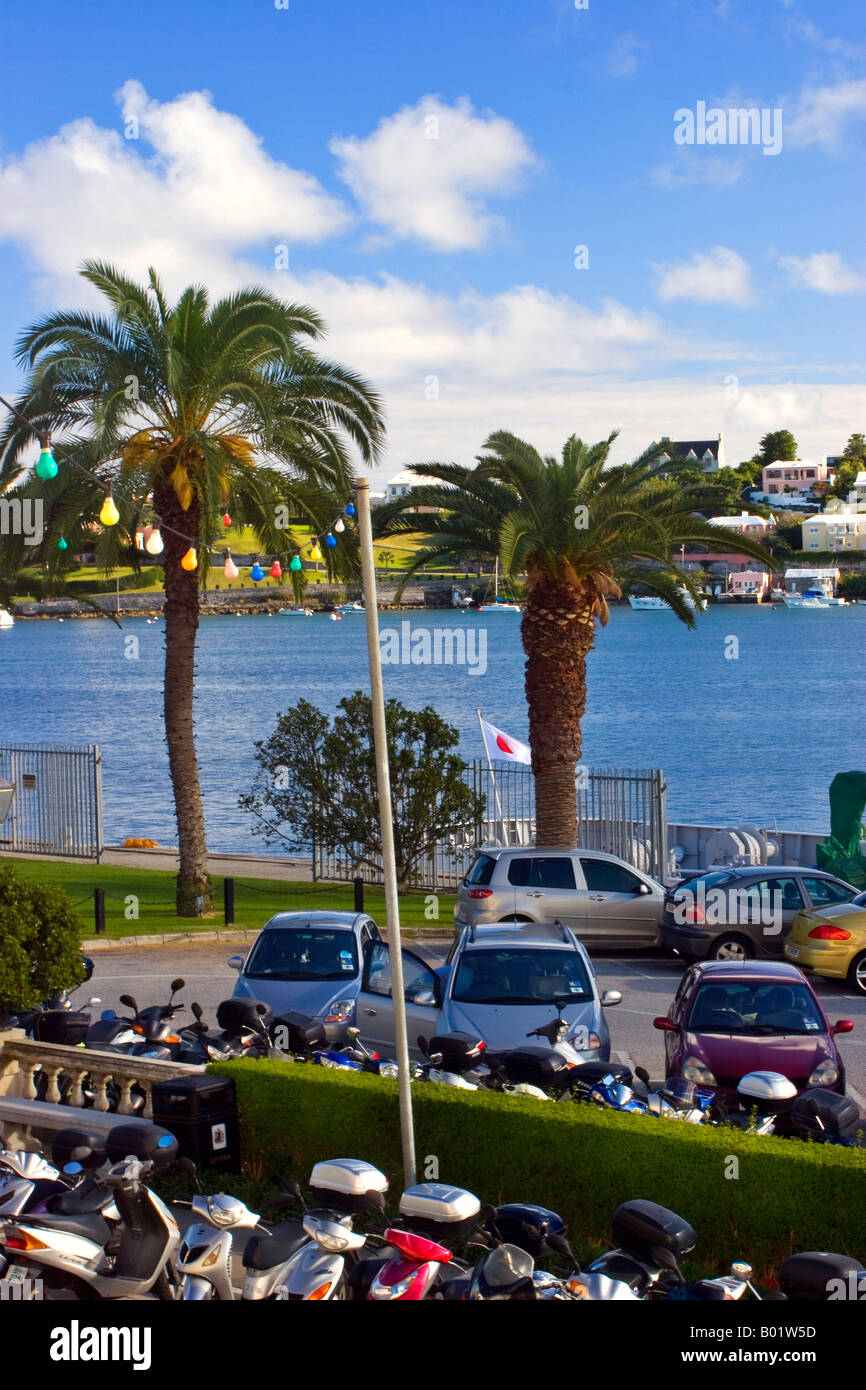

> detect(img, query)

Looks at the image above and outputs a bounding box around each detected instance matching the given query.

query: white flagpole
[477,709,507,845]
[357,478,416,1188]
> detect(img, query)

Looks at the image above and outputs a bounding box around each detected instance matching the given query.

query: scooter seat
[48,1184,112,1216]
[18,1209,111,1246]
[242,1219,308,1271]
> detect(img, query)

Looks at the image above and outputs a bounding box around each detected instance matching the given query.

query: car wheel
[848,951,866,996]
[710,934,753,963]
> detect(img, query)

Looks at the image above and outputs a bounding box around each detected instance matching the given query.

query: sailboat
[478,559,521,612]
[0,608,14,629]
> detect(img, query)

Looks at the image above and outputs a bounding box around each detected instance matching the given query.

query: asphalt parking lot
[89,941,866,1107]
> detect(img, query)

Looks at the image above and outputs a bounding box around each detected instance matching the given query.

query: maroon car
[653,960,853,1096]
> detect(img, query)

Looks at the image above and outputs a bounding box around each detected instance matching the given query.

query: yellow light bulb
[99,495,120,527]
[310,543,322,562]
[181,547,198,571]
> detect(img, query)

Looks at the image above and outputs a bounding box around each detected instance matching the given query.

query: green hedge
[208,1059,866,1279]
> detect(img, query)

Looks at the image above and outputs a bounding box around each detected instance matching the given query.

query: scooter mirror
[176,1156,198,1177]
[191,1002,204,1022]
[87,996,102,1007]
[635,1066,651,1087]
[170,978,185,994]
[119,994,139,1014]
[346,1026,360,1040]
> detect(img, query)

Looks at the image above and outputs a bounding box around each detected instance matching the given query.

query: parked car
[653,960,853,1098]
[785,891,866,995]
[659,867,859,963]
[353,921,622,1061]
[454,847,664,948]
[229,911,382,1040]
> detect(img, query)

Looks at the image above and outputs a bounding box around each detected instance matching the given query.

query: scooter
[244,1160,389,1301]
[360,1182,482,1301]
[176,1191,272,1300]
[0,1126,181,1300]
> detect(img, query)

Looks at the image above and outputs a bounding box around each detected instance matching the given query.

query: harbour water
[1,605,864,852]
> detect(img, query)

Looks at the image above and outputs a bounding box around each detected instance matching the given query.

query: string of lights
[0,393,357,577]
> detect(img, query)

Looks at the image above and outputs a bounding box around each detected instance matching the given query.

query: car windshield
[451,949,592,1005]
[688,981,825,1036]
[243,929,358,981]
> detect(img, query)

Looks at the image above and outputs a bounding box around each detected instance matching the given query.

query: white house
[385,470,447,511]
[707,511,773,535]
[655,436,725,473]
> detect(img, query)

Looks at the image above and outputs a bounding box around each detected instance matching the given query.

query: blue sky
[1,0,864,480]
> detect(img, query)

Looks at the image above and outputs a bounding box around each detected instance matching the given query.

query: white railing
[0,1031,202,1137]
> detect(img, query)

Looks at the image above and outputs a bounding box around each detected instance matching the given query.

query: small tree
[240,693,485,890]
[754,430,798,466]
[0,866,85,1012]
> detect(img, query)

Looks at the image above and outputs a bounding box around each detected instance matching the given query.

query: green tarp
[815,770,866,890]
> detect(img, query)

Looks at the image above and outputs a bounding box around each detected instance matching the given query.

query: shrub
[208,1058,866,1279]
[0,864,85,1010]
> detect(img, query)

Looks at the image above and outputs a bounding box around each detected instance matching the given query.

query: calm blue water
[1,605,864,850]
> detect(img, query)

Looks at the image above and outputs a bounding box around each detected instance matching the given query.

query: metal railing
[313,761,668,889]
[0,743,103,860]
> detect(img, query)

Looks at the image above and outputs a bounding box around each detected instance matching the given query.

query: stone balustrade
[0,1031,203,1141]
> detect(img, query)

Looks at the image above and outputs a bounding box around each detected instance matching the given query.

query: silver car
[454,846,664,949]
[229,911,382,1040]
[354,922,622,1061]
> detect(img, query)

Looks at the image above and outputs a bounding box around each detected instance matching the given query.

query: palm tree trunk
[522,576,596,847]
[154,476,213,916]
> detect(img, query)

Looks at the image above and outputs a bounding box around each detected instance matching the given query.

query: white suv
[454,847,664,949]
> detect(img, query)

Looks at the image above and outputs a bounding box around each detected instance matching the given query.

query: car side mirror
[653,1016,678,1032]
[601,990,622,1007]
[412,989,437,1007]
[227,956,244,971]
[635,883,651,895]
[833,1020,854,1034]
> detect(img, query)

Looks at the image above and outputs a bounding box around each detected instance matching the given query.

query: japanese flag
[480,717,531,765]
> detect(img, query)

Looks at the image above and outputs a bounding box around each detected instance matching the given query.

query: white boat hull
[0,609,14,629]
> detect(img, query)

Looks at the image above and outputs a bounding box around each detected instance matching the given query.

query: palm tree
[1,263,384,913]
[375,431,774,847]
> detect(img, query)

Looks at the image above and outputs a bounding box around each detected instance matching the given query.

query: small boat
[333,602,364,616]
[478,560,522,612]
[279,607,314,617]
[780,586,843,609]
[628,588,704,612]
[0,608,14,628]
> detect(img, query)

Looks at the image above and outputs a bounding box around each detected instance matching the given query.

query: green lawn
[4,858,454,940]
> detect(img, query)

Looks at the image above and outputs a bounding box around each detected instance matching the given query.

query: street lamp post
[355,478,417,1188]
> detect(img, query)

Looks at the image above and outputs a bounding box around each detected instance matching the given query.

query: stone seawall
[11,582,455,618]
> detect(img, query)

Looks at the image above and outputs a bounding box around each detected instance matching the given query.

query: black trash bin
[151,1074,241,1169]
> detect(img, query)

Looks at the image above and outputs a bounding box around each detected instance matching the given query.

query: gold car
[785,891,866,995]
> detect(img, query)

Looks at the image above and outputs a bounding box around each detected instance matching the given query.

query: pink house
[730,569,771,600]
[761,459,833,497]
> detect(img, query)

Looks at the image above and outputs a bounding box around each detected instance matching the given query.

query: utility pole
[355,478,417,1187]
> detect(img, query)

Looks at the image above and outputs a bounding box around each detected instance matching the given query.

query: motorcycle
[242,1159,389,1301]
[356,1181,482,1301]
[0,1125,181,1300]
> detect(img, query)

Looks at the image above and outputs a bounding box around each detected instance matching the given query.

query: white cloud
[649,151,745,188]
[778,252,866,294]
[329,96,537,251]
[0,83,860,481]
[0,80,349,292]
[603,32,647,77]
[786,78,866,149]
[652,247,753,305]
